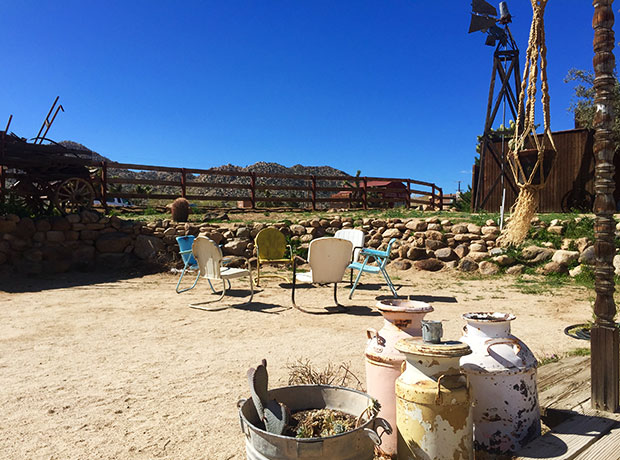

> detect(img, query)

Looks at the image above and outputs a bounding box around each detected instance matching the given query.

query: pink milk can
[365,299,434,457]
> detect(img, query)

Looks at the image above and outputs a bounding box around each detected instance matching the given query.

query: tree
[565,68,620,149]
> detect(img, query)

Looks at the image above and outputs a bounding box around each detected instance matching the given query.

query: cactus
[170,197,190,222]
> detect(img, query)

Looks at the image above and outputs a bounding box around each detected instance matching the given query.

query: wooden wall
[475,129,598,212]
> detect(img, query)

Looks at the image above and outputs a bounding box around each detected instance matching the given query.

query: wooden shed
[472,128,613,212]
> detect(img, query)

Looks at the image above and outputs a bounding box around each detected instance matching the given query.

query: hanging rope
[500,0,557,247]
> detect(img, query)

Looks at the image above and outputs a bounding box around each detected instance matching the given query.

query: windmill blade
[469,13,497,33]
[472,0,497,16]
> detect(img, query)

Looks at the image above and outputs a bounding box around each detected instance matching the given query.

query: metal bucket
[238,384,391,460]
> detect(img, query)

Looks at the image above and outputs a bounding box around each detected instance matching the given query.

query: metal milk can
[394,337,473,460]
[365,299,433,456]
[459,312,540,457]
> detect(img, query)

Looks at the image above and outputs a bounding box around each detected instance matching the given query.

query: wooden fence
[100,162,444,210]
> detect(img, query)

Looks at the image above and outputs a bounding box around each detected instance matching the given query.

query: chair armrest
[179,249,193,255]
[360,247,388,257]
[287,244,295,260]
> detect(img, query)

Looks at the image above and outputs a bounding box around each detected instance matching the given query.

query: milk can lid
[463,312,515,322]
[376,299,433,313]
[395,337,472,357]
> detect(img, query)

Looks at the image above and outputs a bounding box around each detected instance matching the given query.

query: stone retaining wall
[0,211,610,277]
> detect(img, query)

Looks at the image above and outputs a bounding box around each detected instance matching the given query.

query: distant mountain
[59,140,353,199]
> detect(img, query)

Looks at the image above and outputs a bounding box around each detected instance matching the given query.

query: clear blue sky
[1,1,598,193]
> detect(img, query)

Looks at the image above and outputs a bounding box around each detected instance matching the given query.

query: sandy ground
[0,265,593,460]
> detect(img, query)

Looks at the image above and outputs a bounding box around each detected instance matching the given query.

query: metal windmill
[469,1,522,216]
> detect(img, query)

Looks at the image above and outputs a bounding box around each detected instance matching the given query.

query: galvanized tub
[459,312,540,457]
[238,384,391,460]
[365,299,433,456]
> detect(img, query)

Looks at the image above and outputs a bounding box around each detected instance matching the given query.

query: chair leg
[256,262,261,287]
[380,267,398,297]
[176,265,200,294]
[291,259,297,307]
[349,257,370,299]
[189,279,228,311]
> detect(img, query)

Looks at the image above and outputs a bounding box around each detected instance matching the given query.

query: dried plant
[286,359,364,391]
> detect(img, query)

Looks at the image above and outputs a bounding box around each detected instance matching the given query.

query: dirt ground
[0,265,593,460]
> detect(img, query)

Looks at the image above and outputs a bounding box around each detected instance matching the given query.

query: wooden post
[181,168,187,198]
[250,173,256,209]
[311,175,317,211]
[438,187,444,211]
[101,161,108,209]
[592,0,619,413]
[406,180,411,209]
[363,177,368,210]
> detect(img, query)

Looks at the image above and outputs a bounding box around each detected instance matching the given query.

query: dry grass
[286,359,365,391]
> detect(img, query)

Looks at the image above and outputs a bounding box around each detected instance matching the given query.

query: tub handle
[237,399,251,438]
[366,328,378,340]
[400,361,406,373]
[364,418,392,446]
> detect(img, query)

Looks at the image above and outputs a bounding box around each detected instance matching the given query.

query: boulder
[406,247,428,260]
[468,251,489,262]
[435,247,457,261]
[467,224,481,234]
[16,218,36,238]
[415,258,444,272]
[425,230,443,241]
[50,216,71,231]
[614,254,620,276]
[458,258,479,272]
[578,246,596,266]
[391,258,413,270]
[223,239,248,256]
[494,254,515,267]
[35,219,52,232]
[469,243,487,253]
[406,220,427,232]
[547,225,564,235]
[454,245,469,259]
[506,264,525,276]
[569,265,583,277]
[521,245,554,263]
[46,231,65,243]
[540,261,568,275]
[425,239,447,251]
[0,219,17,233]
[134,235,166,260]
[479,261,500,276]
[552,250,579,266]
[95,232,132,253]
[382,228,402,239]
[481,226,499,236]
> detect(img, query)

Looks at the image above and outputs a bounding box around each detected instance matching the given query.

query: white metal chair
[189,236,254,310]
[291,237,353,314]
[334,229,366,285]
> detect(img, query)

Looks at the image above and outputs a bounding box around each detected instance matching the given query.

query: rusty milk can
[459,312,540,457]
[395,337,473,460]
[365,299,433,456]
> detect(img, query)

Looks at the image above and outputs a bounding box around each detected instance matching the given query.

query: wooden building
[472,128,614,213]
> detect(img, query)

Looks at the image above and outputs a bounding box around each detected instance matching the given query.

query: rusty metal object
[395,337,473,460]
[364,299,433,457]
[591,0,620,413]
[460,312,540,456]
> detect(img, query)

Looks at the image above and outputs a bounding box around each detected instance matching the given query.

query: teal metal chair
[348,237,398,299]
[176,235,200,293]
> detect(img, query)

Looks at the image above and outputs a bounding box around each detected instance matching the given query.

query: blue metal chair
[348,237,398,299]
[175,235,201,293]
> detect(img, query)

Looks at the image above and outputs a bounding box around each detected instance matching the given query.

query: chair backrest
[334,229,365,262]
[307,237,353,284]
[378,238,397,269]
[192,236,223,279]
[255,227,287,260]
[176,235,197,266]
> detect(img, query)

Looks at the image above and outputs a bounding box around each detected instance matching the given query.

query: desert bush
[170,197,190,222]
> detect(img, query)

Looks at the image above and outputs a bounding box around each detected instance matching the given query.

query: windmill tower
[470,1,522,212]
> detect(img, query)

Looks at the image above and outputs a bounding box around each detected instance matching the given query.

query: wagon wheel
[54,178,95,214]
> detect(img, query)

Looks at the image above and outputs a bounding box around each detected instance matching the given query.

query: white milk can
[459,312,540,457]
[395,337,473,460]
[365,299,433,457]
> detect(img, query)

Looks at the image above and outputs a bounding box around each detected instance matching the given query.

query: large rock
[15,218,36,238]
[506,264,525,275]
[134,235,166,260]
[405,220,427,232]
[425,239,447,251]
[552,250,579,266]
[494,254,515,267]
[0,219,17,233]
[458,258,479,272]
[454,245,469,259]
[50,216,71,231]
[415,258,444,272]
[541,261,568,275]
[521,245,554,263]
[425,230,443,241]
[435,247,457,261]
[614,254,620,276]
[223,239,248,256]
[382,228,402,239]
[451,223,469,234]
[468,251,489,262]
[578,246,596,266]
[95,232,132,253]
[467,224,481,234]
[479,261,500,276]
[469,243,486,253]
[391,258,413,270]
[406,247,428,260]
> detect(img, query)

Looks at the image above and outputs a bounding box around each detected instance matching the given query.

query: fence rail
[98,161,444,211]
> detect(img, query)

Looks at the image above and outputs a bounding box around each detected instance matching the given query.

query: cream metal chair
[291,237,353,314]
[189,236,254,310]
[334,228,366,285]
[254,227,294,286]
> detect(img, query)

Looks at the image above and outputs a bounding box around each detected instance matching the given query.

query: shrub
[171,197,190,222]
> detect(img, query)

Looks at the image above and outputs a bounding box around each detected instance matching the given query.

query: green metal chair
[254,227,294,286]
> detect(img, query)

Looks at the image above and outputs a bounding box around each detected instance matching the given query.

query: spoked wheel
[54,178,95,214]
